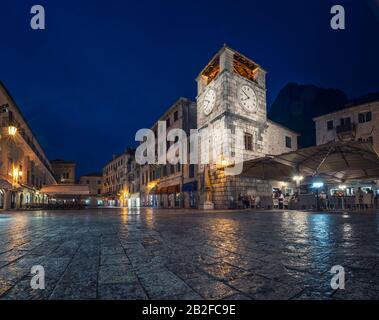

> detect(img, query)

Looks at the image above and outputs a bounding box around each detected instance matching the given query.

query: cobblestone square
[0,209,378,300]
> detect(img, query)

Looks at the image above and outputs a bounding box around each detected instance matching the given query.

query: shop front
[156,185,181,208]
[182,181,197,208]
[128,192,141,208]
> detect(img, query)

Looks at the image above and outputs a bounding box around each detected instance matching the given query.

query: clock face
[203,88,216,115]
[238,84,258,112]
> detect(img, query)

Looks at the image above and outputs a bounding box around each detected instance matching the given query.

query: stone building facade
[313,100,379,152]
[50,159,76,184]
[0,82,57,210]
[139,97,197,208]
[79,173,102,206]
[196,46,299,209]
[313,99,379,195]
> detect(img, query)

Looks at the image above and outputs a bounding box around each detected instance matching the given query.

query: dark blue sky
[1,0,378,177]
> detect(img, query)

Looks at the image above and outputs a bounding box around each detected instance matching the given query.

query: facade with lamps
[0,82,57,210]
[101,148,135,207]
[101,47,300,210]
[139,97,197,208]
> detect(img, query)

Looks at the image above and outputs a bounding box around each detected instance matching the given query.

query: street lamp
[11,167,22,184]
[8,126,17,136]
[292,175,303,206]
[293,175,304,185]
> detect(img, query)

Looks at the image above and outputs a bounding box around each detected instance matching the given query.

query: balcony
[336,123,356,140]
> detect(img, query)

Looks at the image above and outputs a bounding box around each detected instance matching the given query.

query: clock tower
[196,45,273,209]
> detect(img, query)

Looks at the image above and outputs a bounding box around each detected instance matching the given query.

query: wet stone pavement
[0,208,378,300]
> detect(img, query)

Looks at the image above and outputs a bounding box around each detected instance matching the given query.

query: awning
[157,187,167,194]
[182,181,198,192]
[40,184,90,196]
[242,141,379,183]
[167,185,180,194]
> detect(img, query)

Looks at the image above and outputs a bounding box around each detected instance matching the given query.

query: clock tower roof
[196,45,266,82]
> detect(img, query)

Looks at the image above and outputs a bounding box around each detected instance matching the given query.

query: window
[189,164,195,178]
[97,189,101,194]
[285,136,292,148]
[340,117,351,126]
[244,133,253,151]
[174,111,178,121]
[166,117,170,128]
[327,120,334,130]
[358,111,372,123]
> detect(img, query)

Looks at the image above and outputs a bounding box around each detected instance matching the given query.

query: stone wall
[209,168,272,209]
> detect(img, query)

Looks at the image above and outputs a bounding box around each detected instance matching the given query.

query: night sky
[1,0,378,177]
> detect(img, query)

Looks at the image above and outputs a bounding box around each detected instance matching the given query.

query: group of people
[353,187,376,209]
[235,186,377,211]
[237,194,258,209]
[237,190,299,209]
[318,187,377,210]
[272,191,298,209]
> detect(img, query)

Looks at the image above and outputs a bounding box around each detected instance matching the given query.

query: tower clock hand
[242,90,250,99]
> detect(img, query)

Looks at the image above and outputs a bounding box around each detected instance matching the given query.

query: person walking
[357,187,364,210]
[279,192,284,209]
[283,194,290,209]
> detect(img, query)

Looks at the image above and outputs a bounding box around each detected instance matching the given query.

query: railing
[336,123,356,134]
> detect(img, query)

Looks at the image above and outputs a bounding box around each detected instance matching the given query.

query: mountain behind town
[268,83,379,148]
